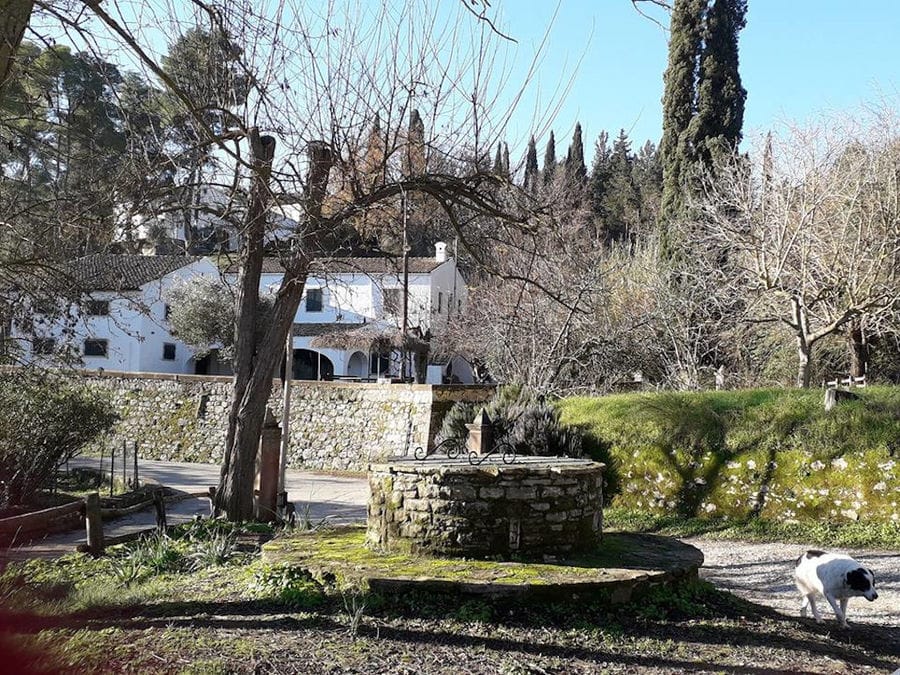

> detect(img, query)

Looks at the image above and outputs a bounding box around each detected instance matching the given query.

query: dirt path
[689,537,900,630]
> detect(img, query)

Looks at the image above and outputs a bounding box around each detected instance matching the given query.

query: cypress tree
[543,130,556,185]
[659,0,706,223]
[493,141,504,176]
[566,122,587,184]
[524,135,539,192]
[502,142,510,178]
[690,0,747,170]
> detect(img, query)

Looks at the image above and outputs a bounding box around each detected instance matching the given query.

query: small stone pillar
[255,409,281,522]
[465,408,493,456]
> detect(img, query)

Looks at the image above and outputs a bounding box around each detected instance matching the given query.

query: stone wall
[367,457,605,558]
[52,370,494,472]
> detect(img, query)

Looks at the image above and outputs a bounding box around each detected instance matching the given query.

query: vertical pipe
[109,445,115,497]
[278,330,293,500]
[401,191,409,381]
[133,441,139,488]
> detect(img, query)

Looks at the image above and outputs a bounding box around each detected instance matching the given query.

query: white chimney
[435,241,448,263]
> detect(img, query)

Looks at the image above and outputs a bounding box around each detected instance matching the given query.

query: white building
[17,254,220,373]
[18,243,471,383]
[248,242,471,383]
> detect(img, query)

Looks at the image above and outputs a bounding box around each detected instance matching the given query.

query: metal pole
[401,190,409,381]
[122,439,127,487]
[278,329,293,500]
[109,444,115,497]
[133,441,139,489]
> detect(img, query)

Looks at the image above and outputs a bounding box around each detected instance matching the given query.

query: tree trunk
[218,139,333,521]
[847,318,867,379]
[217,129,276,520]
[0,0,33,100]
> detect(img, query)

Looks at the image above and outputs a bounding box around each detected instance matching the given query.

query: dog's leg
[808,596,822,623]
[840,598,849,624]
[799,594,810,618]
[825,595,848,628]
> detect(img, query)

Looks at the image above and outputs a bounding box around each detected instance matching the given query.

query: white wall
[19,258,220,374]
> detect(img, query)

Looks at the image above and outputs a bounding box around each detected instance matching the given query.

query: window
[86,300,109,316]
[83,339,108,357]
[306,288,323,312]
[382,288,402,316]
[33,337,55,355]
[164,304,171,321]
[437,292,444,314]
[162,343,176,360]
[458,299,462,314]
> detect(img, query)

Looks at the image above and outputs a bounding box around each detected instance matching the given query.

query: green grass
[605,507,900,549]
[559,387,900,525]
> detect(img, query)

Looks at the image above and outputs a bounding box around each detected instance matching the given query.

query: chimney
[435,241,448,263]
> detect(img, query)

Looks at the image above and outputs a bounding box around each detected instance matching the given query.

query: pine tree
[690,0,747,170]
[524,135,539,192]
[565,122,587,184]
[543,130,556,185]
[659,0,706,223]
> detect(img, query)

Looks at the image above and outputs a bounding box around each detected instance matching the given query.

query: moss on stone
[261,526,702,600]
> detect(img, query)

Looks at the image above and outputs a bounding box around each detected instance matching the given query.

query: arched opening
[292,349,334,380]
[347,351,367,378]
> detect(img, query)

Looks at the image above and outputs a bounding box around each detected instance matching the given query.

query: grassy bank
[560,387,900,528]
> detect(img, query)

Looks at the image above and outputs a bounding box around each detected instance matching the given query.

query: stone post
[465,408,493,456]
[255,409,281,522]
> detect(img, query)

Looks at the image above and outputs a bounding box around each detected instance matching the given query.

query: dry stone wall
[367,457,605,558]
[55,371,493,472]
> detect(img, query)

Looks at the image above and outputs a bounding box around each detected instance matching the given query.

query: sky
[491,0,900,162]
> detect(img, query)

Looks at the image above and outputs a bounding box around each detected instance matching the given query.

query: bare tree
[697,112,900,387]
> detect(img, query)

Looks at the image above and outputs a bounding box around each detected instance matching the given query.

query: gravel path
[689,537,900,629]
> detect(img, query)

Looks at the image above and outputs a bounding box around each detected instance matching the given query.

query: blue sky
[494,1,900,161]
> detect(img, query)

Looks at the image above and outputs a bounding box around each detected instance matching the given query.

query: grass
[559,386,900,524]
[605,507,900,549]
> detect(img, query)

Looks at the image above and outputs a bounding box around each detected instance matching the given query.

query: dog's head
[846,567,878,601]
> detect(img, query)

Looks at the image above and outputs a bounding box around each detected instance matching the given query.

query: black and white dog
[794,550,878,627]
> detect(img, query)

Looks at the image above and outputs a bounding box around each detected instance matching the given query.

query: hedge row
[559,388,900,524]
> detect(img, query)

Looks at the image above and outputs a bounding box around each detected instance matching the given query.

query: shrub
[0,373,117,509]
[437,386,582,457]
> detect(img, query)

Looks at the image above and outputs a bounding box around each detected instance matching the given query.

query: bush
[0,373,117,509]
[249,564,326,608]
[437,386,582,457]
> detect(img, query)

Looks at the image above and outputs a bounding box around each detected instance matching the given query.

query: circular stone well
[366,456,605,558]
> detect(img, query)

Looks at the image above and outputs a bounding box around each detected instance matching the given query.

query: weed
[340,583,368,636]
[248,564,326,608]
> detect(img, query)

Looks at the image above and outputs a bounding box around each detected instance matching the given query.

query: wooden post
[153,489,167,530]
[133,441,139,488]
[109,444,115,497]
[122,439,127,487]
[84,492,104,557]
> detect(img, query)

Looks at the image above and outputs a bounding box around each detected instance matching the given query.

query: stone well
[366,456,605,558]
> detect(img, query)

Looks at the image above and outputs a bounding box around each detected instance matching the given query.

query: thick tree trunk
[847,319,867,380]
[217,130,276,520]
[0,0,33,100]
[218,139,333,521]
